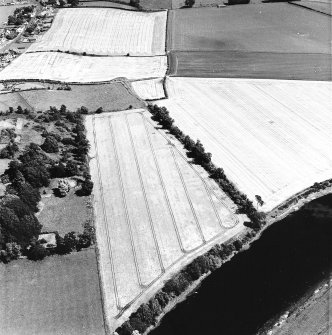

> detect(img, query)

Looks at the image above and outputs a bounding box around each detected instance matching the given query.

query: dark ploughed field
[167,3,331,80]
[169,51,331,80]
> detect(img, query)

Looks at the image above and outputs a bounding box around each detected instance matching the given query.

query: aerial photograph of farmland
[0,0,331,334]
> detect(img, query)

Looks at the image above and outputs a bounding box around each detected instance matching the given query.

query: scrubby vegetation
[0,105,94,263]
[148,104,265,228]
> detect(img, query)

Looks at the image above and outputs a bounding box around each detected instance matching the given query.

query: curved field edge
[115,178,332,335]
[113,102,332,334]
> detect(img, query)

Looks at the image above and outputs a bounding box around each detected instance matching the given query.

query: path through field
[157,77,332,212]
[86,110,243,331]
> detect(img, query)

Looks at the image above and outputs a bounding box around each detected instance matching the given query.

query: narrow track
[143,112,239,227]
[91,116,122,311]
[107,117,144,288]
[141,113,188,253]
[124,113,166,274]
[170,146,206,244]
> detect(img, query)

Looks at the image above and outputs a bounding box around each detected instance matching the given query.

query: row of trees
[148,104,265,228]
[116,231,256,335]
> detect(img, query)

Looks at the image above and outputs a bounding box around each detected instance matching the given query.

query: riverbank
[137,185,332,335]
[261,278,331,335]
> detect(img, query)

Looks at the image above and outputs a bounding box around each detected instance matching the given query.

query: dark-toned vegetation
[0,105,94,263]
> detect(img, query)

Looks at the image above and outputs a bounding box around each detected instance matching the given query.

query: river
[151,195,332,335]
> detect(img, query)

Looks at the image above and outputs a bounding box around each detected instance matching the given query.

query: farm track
[88,110,241,327]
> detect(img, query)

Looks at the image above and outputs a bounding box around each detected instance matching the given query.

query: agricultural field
[0,91,32,111]
[167,3,330,80]
[168,4,329,53]
[19,82,144,111]
[169,51,331,81]
[78,1,137,9]
[289,0,332,16]
[86,110,243,331]
[132,78,165,100]
[0,249,105,335]
[157,77,332,212]
[0,52,167,82]
[27,8,167,56]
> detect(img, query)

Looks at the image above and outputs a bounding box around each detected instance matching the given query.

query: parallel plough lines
[89,111,239,318]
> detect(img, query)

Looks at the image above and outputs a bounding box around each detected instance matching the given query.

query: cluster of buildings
[0,6,55,69]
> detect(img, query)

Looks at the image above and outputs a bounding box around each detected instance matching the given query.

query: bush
[41,135,59,153]
[80,178,93,195]
[63,231,78,251]
[27,243,48,261]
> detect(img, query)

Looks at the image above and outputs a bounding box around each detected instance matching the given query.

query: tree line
[148,104,265,228]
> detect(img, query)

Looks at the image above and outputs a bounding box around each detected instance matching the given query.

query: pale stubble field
[157,77,332,212]
[86,110,243,331]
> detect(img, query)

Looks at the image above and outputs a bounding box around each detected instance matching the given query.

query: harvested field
[167,4,330,53]
[169,51,331,81]
[157,77,332,212]
[0,249,105,335]
[86,110,243,331]
[0,52,167,82]
[28,8,167,56]
[18,82,144,111]
[132,78,165,100]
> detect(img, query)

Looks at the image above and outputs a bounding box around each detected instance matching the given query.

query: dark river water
[151,195,332,335]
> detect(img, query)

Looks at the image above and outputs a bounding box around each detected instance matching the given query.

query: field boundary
[288,1,331,16]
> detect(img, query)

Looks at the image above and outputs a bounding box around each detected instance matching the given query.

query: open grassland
[86,110,243,331]
[38,189,91,235]
[0,82,144,112]
[0,249,105,335]
[157,77,332,212]
[19,82,144,111]
[169,51,331,81]
[0,52,167,82]
[27,8,167,56]
[0,91,32,111]
[289,0,331,16]
[168,4,330,53]
[132,78,165,100]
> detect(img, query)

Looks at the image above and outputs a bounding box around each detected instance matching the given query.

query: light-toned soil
[86,109,244,332]
[169,51,331,81]
[27,8,167,56]
[157,77,332,212]
[168,4,330,53]
[132,78,165,100]
[0,249,106,335]
[0,52,167,82]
